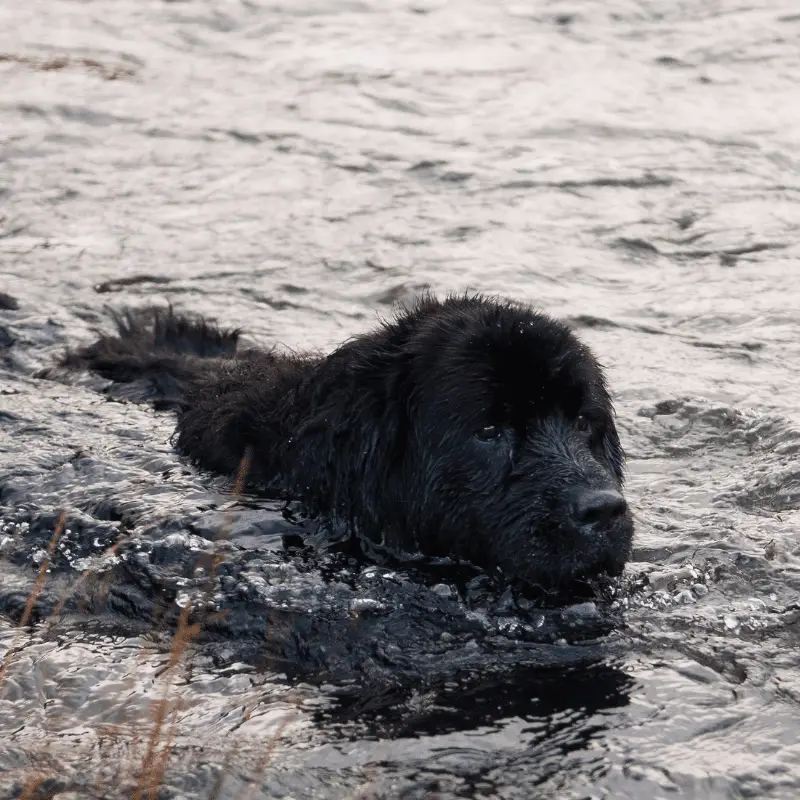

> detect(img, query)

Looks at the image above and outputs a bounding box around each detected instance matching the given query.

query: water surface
[2,1,800,797]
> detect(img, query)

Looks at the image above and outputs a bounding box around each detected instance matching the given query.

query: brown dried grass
[1,446,302,799]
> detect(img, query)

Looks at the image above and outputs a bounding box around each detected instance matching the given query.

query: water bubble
[746,597,766,612]
[349,598,388,616]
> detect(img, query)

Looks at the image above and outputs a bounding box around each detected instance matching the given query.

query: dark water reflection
[2,0,800,797]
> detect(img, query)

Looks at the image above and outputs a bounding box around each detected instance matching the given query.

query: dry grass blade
[148,699,183,800]
[45,531,131,624]
[0,511,66,686]
[206,746,234,800]
[241,708,299,800]
[133,694,172,800]
[232,446,253,504]
[132,603,195,800]
[19,775,46,800]
[19,511,66,628]
[133,449,252,799]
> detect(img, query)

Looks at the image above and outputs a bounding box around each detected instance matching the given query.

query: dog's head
[296,295,633,590]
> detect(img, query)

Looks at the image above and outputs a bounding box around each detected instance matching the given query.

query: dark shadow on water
[318,658,633,741]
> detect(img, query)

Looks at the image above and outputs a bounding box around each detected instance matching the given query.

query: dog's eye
[475,424,501,441]
[575,415,591,434]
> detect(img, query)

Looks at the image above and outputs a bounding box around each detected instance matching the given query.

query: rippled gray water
[2,1,800,798]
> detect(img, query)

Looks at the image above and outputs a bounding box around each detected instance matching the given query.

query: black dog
[63,294,633,589]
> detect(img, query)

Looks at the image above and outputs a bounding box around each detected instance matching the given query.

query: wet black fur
[63,295,634,588]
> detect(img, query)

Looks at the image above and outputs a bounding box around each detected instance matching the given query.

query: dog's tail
[62,307,240,408]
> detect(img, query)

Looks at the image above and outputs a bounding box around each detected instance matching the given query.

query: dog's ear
[592,375,625,486]
[287,344,411,531]
[601,423,625,485]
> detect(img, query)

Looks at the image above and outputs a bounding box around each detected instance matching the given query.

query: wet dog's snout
[570,488,628,528]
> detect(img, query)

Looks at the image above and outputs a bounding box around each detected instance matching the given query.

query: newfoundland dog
[63,294,633,589]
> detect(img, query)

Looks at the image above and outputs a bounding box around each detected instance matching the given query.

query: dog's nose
[571,489,628,527]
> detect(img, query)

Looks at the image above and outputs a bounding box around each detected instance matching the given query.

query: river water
[2,1,800,798]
